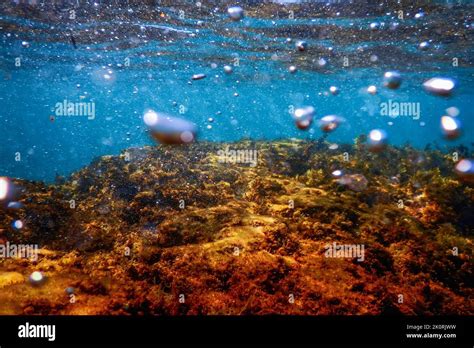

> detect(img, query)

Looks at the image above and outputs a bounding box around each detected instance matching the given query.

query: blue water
[0,3,473,181]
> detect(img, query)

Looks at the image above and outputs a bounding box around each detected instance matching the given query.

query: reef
[0,140,473,315]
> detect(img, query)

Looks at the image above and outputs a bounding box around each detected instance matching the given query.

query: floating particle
[12,220,23,229]
[318,115,344,132]
[414,12,425,19]
[292,106,314,130]
[227,6,244,21]
[210,63,218,69]
[29,271,46,286]
[21,41,30,48]
[369,22,380,30]
[191,73,206,81]
[295,40,307,52]
[454,159,474,183]
[383,71,402,89]
[207,125,212,129]
[370,54,378,62]
[223,65,233,74]
[92,67,116,86]
[233,92,239,97]
[419,41,430,50]
[208,117,214,123]
[288,66,297,73]
[440,115,462,139]
[389,22,400,30]
[329,86,339,95]
[286,38,292,43]
[423,77,456,96]
[420,121,426,127]
[446,107,460,117]
[143,110,197,145]
[317,58,327,67]
[337,174,368,192]
[367,85,377,95]
[7,201,23,209]
[368,129,388,152]
[328,143,339,150]
[331,169,343,177]
[390,176,400,184]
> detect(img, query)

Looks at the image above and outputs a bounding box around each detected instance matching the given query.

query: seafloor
[0,139,473,315]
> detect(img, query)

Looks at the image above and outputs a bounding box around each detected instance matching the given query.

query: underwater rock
[0,272,25,288]
[0,140,472,315]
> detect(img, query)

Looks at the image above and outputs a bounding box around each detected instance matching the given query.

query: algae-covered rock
[0,272,25,288]
[0,140,472,315]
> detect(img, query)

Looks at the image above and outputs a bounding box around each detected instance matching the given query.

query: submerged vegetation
[0,140,472,315]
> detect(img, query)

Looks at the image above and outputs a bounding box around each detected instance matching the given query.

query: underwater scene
[0,0,473,315]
